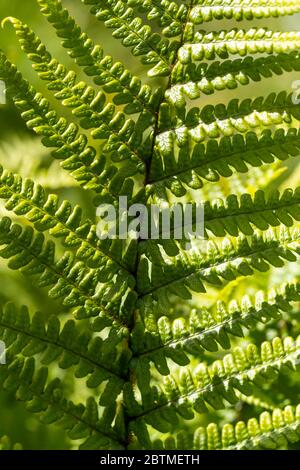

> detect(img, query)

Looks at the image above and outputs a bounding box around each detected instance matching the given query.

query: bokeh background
[0,0,300,449]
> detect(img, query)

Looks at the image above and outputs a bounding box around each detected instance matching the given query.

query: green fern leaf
[1,0,300,451]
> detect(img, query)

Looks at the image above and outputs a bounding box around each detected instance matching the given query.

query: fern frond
[0,216,134,326]
[0,302,126,393]
[0,356,125,450]
[0,52,138,204]
[179,28,300,62]
[159,405,300,450]
[138,227,300,309]
[0,164,138,274]
[129,0,188,39]
[167,51,300,107]
[37,0,159,115]
[132,281,300,373]
[148,187,300,241]
[1,0,300,452]
[158,90,300,136]
[82,0,177,77]
[203,188,300,237]
[189,0,300,24]
[4,17,148,171]
[0,166,138,317]
[149,127,300,198]
[126,335,300,440]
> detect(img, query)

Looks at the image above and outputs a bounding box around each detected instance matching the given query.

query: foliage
[0,0,300,450]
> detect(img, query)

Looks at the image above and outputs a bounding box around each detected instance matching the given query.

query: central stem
[123,0,195,449]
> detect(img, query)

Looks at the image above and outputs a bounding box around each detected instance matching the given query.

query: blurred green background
[0,0,300,450]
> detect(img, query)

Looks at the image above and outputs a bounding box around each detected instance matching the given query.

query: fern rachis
[0,0,300,450]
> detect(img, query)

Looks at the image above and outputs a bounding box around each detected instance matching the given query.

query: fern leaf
[126,335,300,439]
[0,302,126,390]
[129,0,188,39]
[149,127,300,197]
[37,0,159,115]
[0,216,134,326]
[0,356,125,450]
[168,51,300,107]
[203,188,300,237]
[189,0,300,24]
[146,187,300,241]
[1,0,300,452]
[179,28,300,62]
[138,227,300,310]
[157,90,300,137]
[132,281,300,373]
[4,17,148,170]
[0,52,139,204]
[160,405,300,450]
[0,164,138,274]
[82,0,177,77]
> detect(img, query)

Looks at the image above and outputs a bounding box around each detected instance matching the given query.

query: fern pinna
[1,0,300,451]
